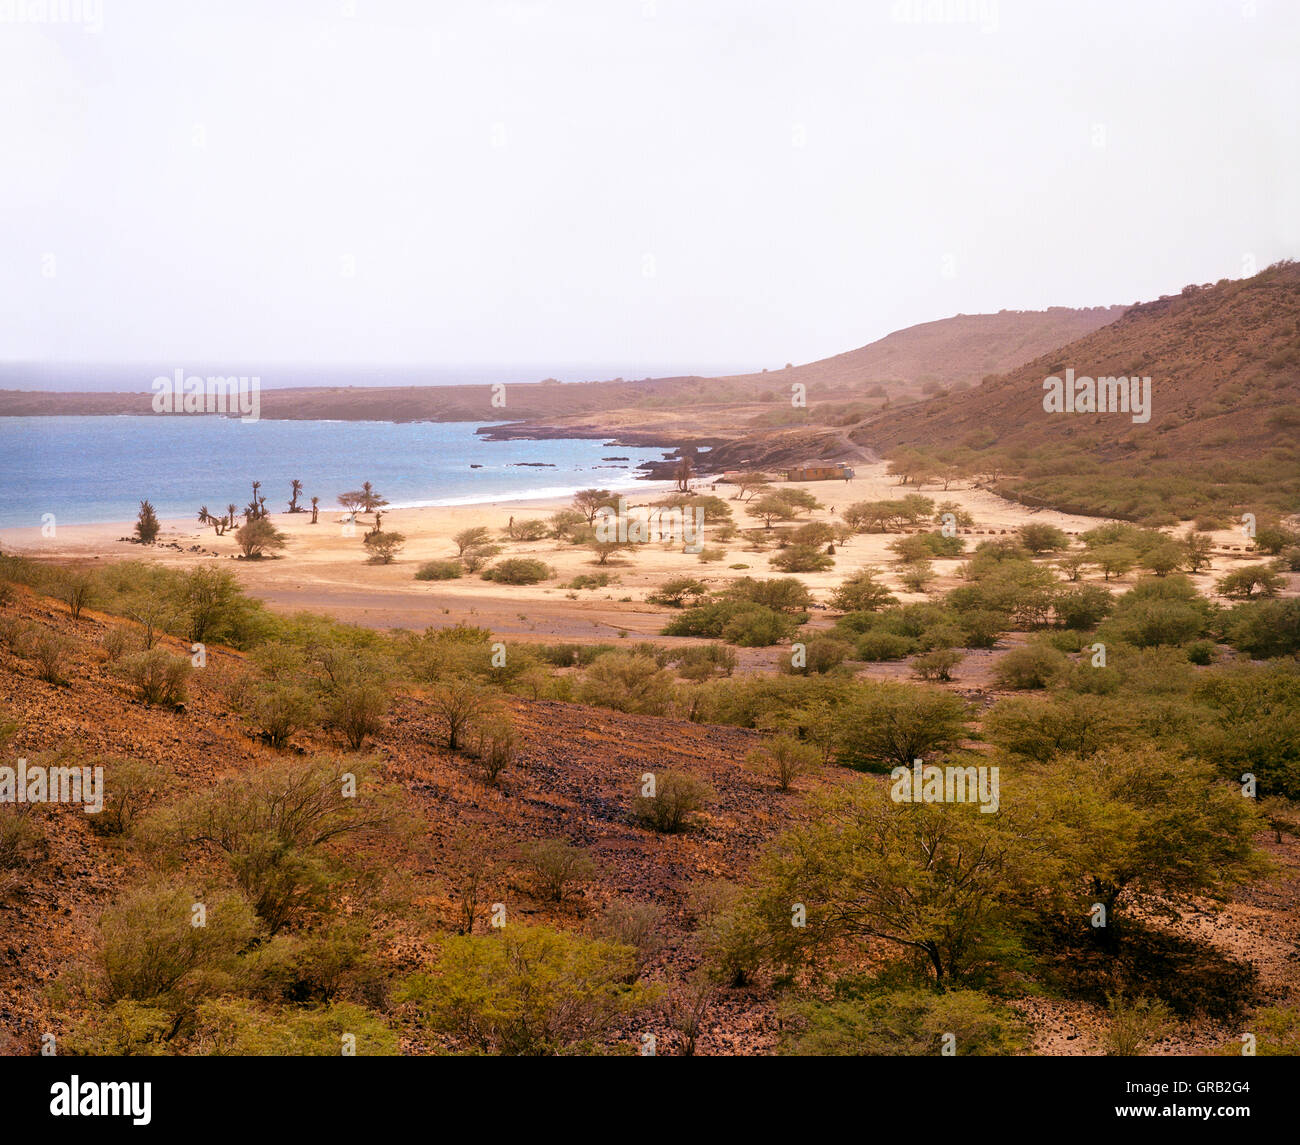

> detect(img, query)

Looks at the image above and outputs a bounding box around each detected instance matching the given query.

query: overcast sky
[2,0,1297,378]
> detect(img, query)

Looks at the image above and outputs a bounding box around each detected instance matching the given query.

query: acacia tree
[572,488,616,526]
[746,785,1032,985]
[234,518,288,559]
[1183,530,1214,573]
[734,472,773,502]
[1026,749,1265,943]
[750,493,799,527]
[363,531,406,564]
[1217,567,1285,599]
[452,526,492,556]
[836,682,970,771]
[589,539,634,565]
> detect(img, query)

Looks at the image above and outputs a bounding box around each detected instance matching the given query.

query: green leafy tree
[835,682,970,771]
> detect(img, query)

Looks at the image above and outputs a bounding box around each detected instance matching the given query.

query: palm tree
[197,505,225,535]
[310,496,319,525]
[288,479,304,513]
[359,481,389,519]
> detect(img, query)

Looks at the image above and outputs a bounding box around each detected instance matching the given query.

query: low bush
[993,644,1068,690]
[482,558,552,585]
[117,648,191,706]
[632,771,712,833]
[415,559,462,581]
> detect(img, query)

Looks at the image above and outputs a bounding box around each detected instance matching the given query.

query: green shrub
[243,925,372,1004]
[829,570,897,612]
[1054,584,1114,630]
[957,610,1006,649]
[1019,523,1070,554]
[504,518,550,542]
[632,771,712,833]
[590,900,666,968]
[99,882,258,1006]
[0,805,44,879]
[415,559,462,581]
[645,577,708,607]
[534,642,619,667]
[325,679,388,751]
[911,648,962,682]
[29,630,72,685]
[468,715,516,784]
[516,839,597,902]
[1100,575,1211,646]
[769,544,833,573]
[194,998,397,1055]
[481,558,552,585]
[61,1000,173,1056]
[254,683,317,749]
[1217,566,1286,599]
[117,648,191,706]
[576,652,677,715]
[674,643,737,681]
[88,758,164,838]
[401,926,650,1055]
[153,757,389,934]
[569,572,616,590]
[363,530,406,564]
[782,987,1027,1056]
[724,576,813,613]
[747,733,819,792]
[855,631,916,661]
[101,625,136,662]
[1104,995,1173,1056]
[1224,598,1300,659]
[992,643,1067,690]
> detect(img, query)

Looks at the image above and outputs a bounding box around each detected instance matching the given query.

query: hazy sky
[3,0,1297,377]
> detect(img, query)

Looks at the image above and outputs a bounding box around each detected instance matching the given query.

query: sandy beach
[0,461,1266,643]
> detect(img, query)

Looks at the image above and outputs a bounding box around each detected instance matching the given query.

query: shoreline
[0,481,683,556]
[0,459,1274,645]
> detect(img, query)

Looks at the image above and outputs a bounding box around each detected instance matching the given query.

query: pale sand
[0,462,1270,640]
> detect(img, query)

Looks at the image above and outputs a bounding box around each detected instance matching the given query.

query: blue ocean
[1,416,668,529]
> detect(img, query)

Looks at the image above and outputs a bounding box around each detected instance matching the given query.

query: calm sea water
[0,416,669,529]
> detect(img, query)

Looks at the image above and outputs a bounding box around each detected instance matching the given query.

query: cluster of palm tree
[198,479,321,536]
[196,503,241,536]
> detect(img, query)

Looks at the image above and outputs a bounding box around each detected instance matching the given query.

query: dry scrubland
[2,263,1299,1057]
[2,457,1299,1057]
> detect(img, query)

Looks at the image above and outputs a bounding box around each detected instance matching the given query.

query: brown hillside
[0,587,855,1056]
[856,262,1300,521]
[712,305,1127,398]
